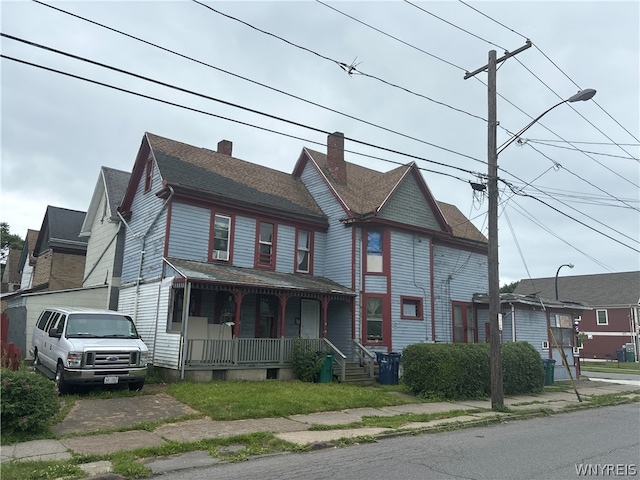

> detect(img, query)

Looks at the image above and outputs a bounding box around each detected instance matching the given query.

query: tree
[500,281,519,294]
[1,222,24,264]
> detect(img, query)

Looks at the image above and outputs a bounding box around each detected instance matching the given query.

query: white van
[31,307,148,393]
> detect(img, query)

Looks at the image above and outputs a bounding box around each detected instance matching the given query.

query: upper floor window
[401,296,423,320]
[144,158,153,192]
[296,229,311,273]
[212,214,231,261]
[596,309,608,325]
[257,221,275,268]
[366,229,383,273]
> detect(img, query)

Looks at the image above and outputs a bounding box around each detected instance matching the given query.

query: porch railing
[323,338,347,382]
[185,337,330,368]
[351,339,376,380]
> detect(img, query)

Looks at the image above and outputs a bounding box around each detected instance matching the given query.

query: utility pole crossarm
[463,40,532,80]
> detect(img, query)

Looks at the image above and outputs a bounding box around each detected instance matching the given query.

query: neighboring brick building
[514,271,640,362]
[31,206,88,291]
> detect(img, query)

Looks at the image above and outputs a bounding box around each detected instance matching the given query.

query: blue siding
[327,300,353,355]
[301,163,352,288]
[233,216,257,268]
[167,202,210,262]
[389,231,431,351]
[364,276,387,294]
[312,231,326,276]
[121,157,167,285]
[276,224,295,273]
[433,244,488,343]
[378,175,441,230]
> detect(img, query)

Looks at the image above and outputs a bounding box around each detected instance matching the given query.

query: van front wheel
[55,363,69,395]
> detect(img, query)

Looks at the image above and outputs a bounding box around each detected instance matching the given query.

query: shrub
[502,342,544,395]
[1,368,60,434]
[403,341,543,400]
[291,338,325,382]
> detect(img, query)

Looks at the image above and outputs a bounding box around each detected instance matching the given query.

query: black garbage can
[616,349,626,363]
[379,352,401,385]
[542,359,556,385]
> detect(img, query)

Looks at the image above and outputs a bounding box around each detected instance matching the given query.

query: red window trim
[400,296,423,320]
[144,158,153,192]
[254,220,277,270]
[294,228,314,274]
[362,293,391,347]
[452,301,476,343]
[364,228,390,275]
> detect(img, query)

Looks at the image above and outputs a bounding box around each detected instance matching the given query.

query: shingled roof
[513,271,640,306]
[33,206,88,256]
[303,148,486,244]
[146,133,326,224]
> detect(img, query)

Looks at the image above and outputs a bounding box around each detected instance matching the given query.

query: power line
[192,0,488,123]
[523,139,640,162]
[31,0,487,167]
[0,52,478,184]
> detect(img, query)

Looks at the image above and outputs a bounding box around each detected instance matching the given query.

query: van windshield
[65,314,140,339]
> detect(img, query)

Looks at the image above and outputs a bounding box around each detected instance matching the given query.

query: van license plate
[104,376,119,384]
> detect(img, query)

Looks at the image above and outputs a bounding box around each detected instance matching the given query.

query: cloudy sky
[1,1,638,286]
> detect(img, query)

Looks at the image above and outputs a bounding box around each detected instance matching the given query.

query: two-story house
[117,132,488,382]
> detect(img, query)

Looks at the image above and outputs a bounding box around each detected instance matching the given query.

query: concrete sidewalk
[1,379,638,478]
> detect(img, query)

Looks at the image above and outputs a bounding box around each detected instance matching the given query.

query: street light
[555,263,574,300]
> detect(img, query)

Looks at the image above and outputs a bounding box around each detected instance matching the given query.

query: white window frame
[296,229,311,273]
[596,309,608,325]
[212,214,231,261]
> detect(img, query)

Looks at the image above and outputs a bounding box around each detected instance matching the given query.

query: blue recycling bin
[616,349,626,363]
[379,352,401,385]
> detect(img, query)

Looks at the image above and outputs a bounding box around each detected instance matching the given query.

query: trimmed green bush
[403,341,543,400]
[1,368,60,434]
[502,342,544,395]
[291,338,325,382]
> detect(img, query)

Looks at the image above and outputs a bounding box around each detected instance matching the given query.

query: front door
[300,299,320,339]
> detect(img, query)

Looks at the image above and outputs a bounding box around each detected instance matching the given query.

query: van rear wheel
[55,363,69,395]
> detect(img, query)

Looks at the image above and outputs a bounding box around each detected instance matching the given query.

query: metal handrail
[323,338,347,382]
[351,339,375,379]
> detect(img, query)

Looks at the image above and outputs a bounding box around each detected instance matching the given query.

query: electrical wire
[522,140,640,162]
[31,0,488,167]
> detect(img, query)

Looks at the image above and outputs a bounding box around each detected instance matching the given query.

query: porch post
[321,298,329,338]
[180,281,192,380]
[232,290,244,338]
[278,294,288,337]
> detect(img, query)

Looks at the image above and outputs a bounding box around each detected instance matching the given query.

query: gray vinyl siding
[432,244,488,343]
[378,175,441,230]
[364,276,387,294]
[167,202,210,262]
[276,224,295,273]
[390,230,432,351]
[121,157,167,285]
[510,307,548,354]
[327,300,353,356]
[232,216,257,268]
[300,163,352,288]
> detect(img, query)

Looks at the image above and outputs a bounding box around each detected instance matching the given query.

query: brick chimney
[217,139,233,156]
[327,132,346,184]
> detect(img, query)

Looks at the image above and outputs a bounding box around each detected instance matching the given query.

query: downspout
[180,281,192,380]
[510,302,516,342]
[82,222,122,285]
[430,238,436,341]
[117,186,174,324]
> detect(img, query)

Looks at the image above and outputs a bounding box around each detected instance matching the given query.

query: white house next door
[300,299,320,339]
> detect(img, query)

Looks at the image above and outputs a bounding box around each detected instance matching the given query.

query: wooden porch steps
[338,361,377,386]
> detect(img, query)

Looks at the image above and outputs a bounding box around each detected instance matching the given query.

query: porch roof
[164,257,355,298]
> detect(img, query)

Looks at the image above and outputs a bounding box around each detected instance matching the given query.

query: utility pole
[465,41,531,410]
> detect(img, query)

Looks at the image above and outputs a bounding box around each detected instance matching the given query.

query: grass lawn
[167,381,421,420]
[580,360,640,375]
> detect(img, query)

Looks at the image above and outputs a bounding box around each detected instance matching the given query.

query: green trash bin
[542,359,556,385]
[626,349,636,363]
[316,353,334,383]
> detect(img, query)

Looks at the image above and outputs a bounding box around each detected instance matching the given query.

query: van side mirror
[49,328,61,338]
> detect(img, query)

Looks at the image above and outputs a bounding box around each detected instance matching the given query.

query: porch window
[257,221,275,268]
[551,313,573,347]
[212,214,231,261]
[365,296,384,342]
[257,295,276,338]
[296,229,311,273]
[401,296,423,320]
[366,230,383,273]
[452,302,475,343]
[596,309,608,325]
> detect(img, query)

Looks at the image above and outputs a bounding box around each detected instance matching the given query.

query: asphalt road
[157,403,640,480]
[582,369,640,386]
